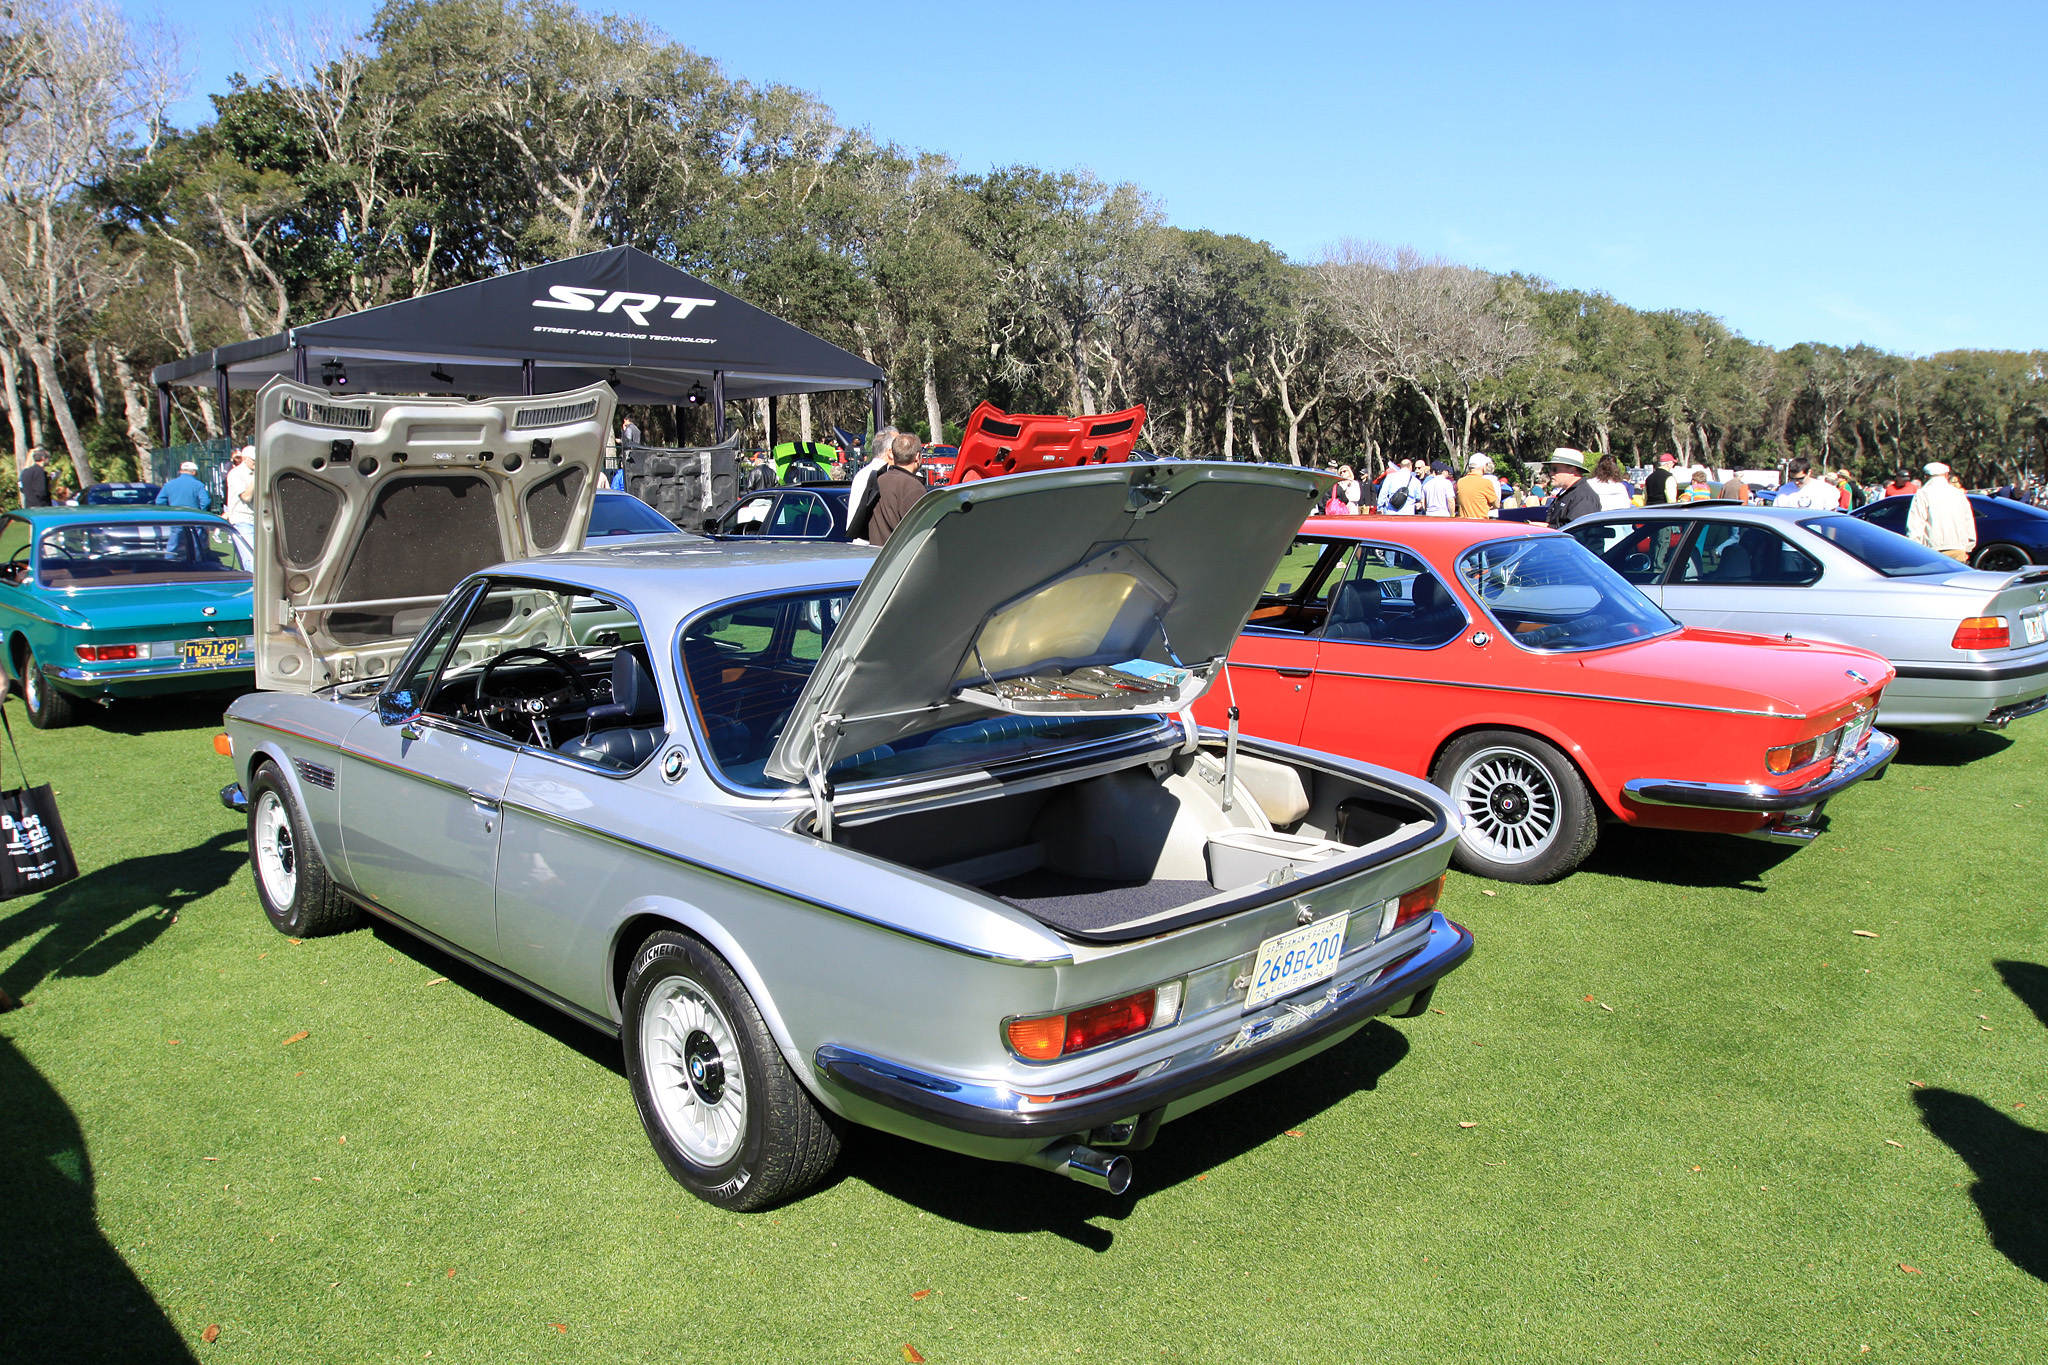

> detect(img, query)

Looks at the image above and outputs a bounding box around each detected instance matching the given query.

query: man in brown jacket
[866,433,928,547]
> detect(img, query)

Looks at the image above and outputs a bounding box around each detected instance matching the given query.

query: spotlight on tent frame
[685,383,707,405]
[430,367,454,385]
[321,359,348,388]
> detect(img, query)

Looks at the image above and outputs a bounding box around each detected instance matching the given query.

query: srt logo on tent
[532,287,716,327]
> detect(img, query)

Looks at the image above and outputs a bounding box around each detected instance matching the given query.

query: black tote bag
[0,705,77,900]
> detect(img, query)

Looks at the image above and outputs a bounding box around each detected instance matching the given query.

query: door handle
[1275,668,1313,678]
[466,790,501,811]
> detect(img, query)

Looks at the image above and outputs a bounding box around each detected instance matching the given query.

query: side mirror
[378,689,419,727]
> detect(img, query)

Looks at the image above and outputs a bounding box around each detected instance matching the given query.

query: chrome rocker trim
[813,913,1474,1140]
[1622,729,1899,813]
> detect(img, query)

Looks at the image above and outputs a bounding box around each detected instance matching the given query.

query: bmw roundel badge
[661,747,689,784]
[1845,669,1869,686]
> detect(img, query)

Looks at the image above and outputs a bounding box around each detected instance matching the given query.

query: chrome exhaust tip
[1022,1142,1133,1195]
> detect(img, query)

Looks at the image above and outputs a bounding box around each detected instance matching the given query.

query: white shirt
[1908,476,1976,554]
[224,463,256,526]
[1587,478,1632,511]
[846,456,888,544]
[1421,474,1456,516]
[1777,479,1839,511]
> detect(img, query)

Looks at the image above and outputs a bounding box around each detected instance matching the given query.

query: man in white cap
[155,459,211,511]
[1454,452,1499,518]
[224,445,257,531]
[1907,462,1975,561]
[1544,449,1602,527]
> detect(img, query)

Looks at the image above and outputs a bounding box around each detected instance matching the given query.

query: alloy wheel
[1973,544,2029,574]
[642,976,748,1166]
[253,790,298,906]
[1450,745,1560,865]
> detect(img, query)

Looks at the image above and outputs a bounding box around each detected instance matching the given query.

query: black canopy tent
[150,246,886,446]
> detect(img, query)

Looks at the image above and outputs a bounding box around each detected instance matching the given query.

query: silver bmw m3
[221,380,1472,1210]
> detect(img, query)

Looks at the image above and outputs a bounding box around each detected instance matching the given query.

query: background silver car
[223,380,1471,1210]
[1566,505,2048,732]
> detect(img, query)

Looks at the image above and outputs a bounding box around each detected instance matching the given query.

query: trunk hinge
[805,714,842,842]
[1221,662,1240,812]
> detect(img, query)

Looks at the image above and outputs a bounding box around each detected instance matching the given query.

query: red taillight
[75,643,140,662]
[1393,875,1445,931]
[1006,988,1158,1061]
[1952,617,2009,650]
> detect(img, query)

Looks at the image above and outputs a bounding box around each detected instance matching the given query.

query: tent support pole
[293,345,308,384]
[766,396,778,451]
[712,371,726,443]
[156,383,173,445]
[870,382,886,435]
[522,359,535,396]
[216,366,232,444]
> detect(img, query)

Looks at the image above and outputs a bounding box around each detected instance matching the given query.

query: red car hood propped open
[947,401,1145,484]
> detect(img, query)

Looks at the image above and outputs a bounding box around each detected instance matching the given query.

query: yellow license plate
[181,638,241,667]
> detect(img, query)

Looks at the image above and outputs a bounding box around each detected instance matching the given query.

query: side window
[1247,538,1349,635]
[1674,525,1822,586]
[0,516,30,580]
[719,494,776,536]
[384,585,478,720]
[1860,501,1908,534]
[1566,520,1694,585]
[680,590,851,783]
[770,493,829,537]
[1320,544,1465,648]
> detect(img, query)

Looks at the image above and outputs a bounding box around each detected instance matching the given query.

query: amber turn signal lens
[1393,875,1445,931]
[1764,738,1821,774]
[213,733,233,758]
[1951,617,2009,650]
[1006,1014,1067,1061]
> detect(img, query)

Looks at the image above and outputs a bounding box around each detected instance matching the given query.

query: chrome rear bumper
[1622,730,1898,813]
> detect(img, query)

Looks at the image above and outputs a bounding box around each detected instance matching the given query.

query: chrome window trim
[1454,534,1682,654]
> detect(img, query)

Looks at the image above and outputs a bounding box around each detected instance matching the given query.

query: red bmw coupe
[1195,517,1898,881]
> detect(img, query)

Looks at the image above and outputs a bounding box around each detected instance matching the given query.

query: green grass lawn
[2,694,2045,1363]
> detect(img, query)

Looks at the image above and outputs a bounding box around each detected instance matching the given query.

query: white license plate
[1244,912,1350,1010]
[2025,612,2046,646]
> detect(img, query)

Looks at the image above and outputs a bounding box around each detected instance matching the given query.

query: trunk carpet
[984,868,1215,934]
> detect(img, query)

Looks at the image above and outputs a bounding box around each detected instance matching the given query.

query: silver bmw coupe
[220,381,1471,1210]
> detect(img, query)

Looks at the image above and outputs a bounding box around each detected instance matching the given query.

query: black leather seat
[1323,578,1385,640]
[1382,575,1463,646]
[559,650,665,769]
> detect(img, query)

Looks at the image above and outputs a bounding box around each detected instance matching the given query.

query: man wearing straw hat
[1543,448,1602,528]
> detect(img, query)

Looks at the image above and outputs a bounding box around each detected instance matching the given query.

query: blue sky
[136,0,2045,355]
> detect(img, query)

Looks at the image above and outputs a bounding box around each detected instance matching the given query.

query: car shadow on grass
[0,829,244,1005]
[1913,960,2048,1283]
[1578,825,1798,892]
[1891,729,2014,768]
[0,1036,199,1361]
[834,1020,1411,1251]
[364,919,626,1078]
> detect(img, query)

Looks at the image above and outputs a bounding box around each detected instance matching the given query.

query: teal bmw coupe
[0,506,254,727]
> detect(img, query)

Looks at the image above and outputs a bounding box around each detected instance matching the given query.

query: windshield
[1799,514,1957,577]
[680,588,1165,788]
[1455,536,1678,652]
[589,493,677,537]
[85,484,157,505]
[37,521,250,588]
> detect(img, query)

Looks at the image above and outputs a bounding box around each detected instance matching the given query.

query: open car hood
[945,401,1146,484]
[764,461,1329,784]
[253,378,613,691]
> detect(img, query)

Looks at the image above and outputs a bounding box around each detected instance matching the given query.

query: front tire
[20,649,74,729]
[247,763,360,936]
[1432,730,1598,883]
[1971,542,2030,574]
[622,931,841,1211]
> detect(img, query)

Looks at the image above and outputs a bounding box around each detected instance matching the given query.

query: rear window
[1800,515,1955,577]
[589,493,676,537]
[37,521,250,588]
[681,588,1164,788]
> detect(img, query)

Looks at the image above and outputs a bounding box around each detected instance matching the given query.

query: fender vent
[281,399,374,429]
[514,399,598,429]
[294,758,337,791]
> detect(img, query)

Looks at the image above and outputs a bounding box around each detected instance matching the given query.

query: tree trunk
[798,392,813,445]
[0,346,25,472]
[111,355,157,470]
[922,336,945,446]
[84,345,109,424]
[1247,423,1262,462]
[1181,394,1196,457]
[1221,360,1236,461]
[1593,422,1610,457]
[27,342,91,489]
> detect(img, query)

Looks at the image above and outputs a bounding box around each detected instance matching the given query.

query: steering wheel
[478,646,587,717]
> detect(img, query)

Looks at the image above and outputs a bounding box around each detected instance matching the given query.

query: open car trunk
[834,741,1446,944]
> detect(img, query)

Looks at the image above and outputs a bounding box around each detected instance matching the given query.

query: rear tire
[20,648,74,730]
[1971,542,2030,574]
[622,931,841,1211]
[1432,730,1598,883]
[247,763,360,936]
